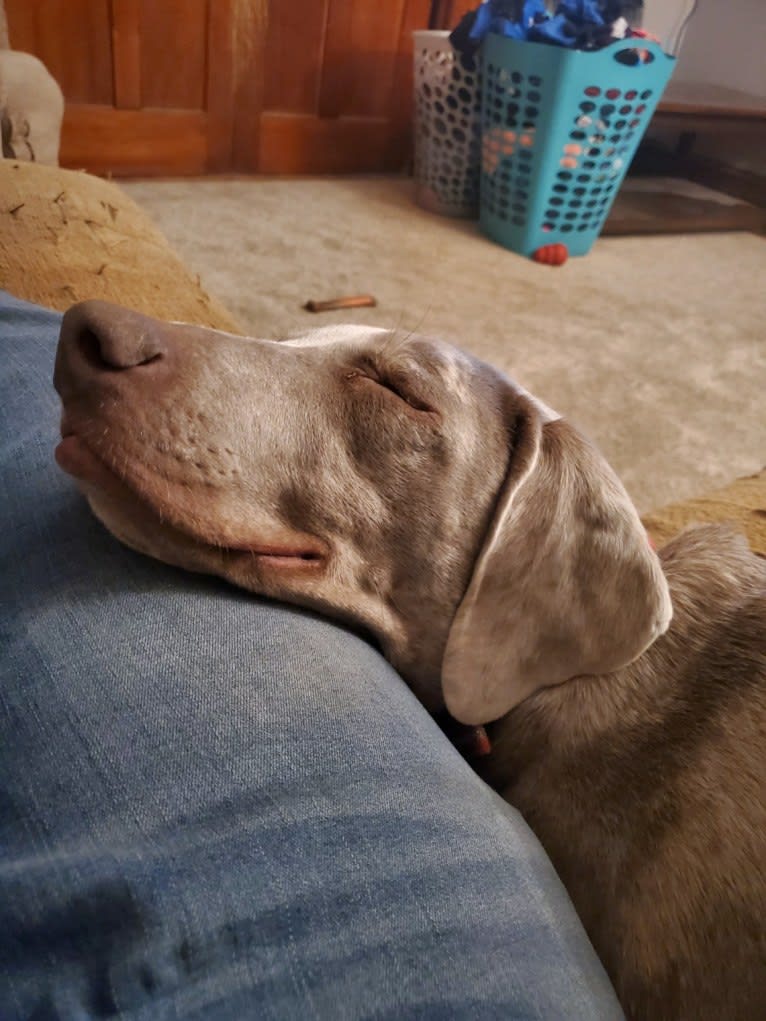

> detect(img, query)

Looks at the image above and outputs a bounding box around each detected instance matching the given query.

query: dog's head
[54,301,671,722]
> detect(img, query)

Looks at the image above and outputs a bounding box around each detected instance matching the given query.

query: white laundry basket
[412,30,482,217]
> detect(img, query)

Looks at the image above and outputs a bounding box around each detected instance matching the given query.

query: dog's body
[483,526,766,1021]
[54,302,766,1020]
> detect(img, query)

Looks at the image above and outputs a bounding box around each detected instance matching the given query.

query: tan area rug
[122,176,765,513]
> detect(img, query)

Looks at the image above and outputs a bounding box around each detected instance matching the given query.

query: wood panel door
[429,1,474,30]
[6,0,236,176]
[256,0,433,173]
[5,0,434,176]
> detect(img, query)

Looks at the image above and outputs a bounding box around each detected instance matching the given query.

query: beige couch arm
[642,469,766,557]
[0,161,241,333]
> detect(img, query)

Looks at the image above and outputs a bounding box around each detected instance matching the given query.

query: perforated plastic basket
[413,30,482,217]
[480,34,676,257]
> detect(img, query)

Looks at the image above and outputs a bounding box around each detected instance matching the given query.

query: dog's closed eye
[344,367,436,415]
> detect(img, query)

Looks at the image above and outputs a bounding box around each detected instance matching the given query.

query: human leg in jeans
[0,292,623,1019]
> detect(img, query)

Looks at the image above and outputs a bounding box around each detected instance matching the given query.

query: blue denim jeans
[0,291,623,1020]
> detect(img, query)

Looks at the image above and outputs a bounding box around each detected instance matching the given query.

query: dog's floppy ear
[442,385,672,725]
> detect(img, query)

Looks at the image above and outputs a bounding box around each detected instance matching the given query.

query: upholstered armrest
[0,160,240,332]
[642,469,765,556]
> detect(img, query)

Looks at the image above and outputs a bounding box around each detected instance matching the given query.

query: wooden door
[5,0,434,176]
[256,0,433,174]
[5,0,236,176]
[429,1,474,29]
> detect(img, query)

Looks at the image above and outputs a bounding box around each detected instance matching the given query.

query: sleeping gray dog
[54,301,766,1021]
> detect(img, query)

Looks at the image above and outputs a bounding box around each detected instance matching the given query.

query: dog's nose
[58,299,167,373]
[54,300,171,400]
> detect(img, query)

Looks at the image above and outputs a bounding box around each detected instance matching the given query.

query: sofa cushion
[0,160,241,332]
[642,469,766,556]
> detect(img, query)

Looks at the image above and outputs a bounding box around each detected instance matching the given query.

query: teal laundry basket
[480,34,676,258]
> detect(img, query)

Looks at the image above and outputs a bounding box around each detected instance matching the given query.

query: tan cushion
[0,160,241,333]
[643,469,766,556]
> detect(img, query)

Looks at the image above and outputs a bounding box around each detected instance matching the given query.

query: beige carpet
[121,176,765,513]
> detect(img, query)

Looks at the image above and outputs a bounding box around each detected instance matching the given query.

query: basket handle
[609,39,669,68]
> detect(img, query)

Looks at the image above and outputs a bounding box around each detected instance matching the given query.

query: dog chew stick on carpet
[304,295,376,313]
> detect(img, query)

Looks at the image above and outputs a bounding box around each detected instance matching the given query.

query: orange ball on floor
[532,243,569,266]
